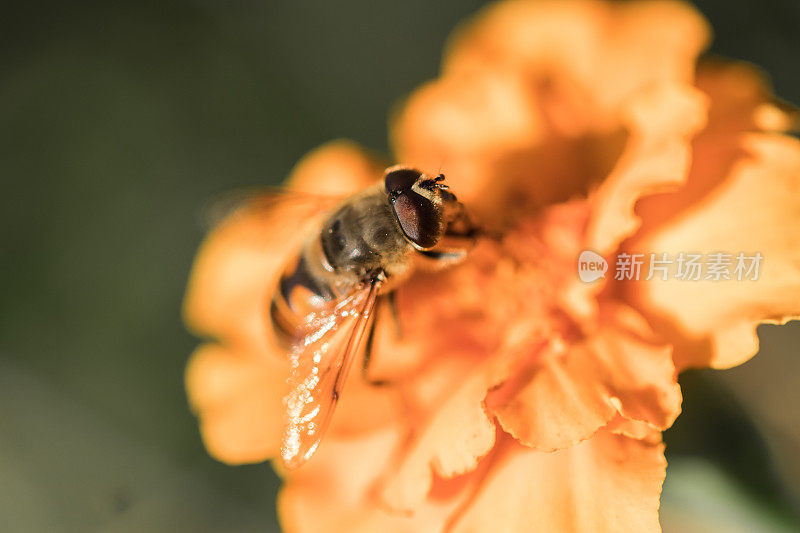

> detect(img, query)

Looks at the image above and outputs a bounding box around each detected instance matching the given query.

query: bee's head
[384,166,456,250]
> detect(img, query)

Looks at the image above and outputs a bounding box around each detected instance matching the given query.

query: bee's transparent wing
[199,186,345,230]
[280,276,383,469]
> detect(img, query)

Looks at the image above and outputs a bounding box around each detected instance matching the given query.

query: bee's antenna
[435,157,447,177]
[419,157,449,192]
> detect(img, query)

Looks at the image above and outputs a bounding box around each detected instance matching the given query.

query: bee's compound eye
[384,168,421,194]
[391,190,441,249]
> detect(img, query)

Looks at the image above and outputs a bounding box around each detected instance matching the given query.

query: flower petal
[450,430,666,533]
[393,0,709,225]
[376,216,588,511]
[285,139,385,195]
[279,425,469,533]
[183,205,309,349]
[694,60,798,136]
[392,66,627,227]
[379,354,505,513]
[185,344,289,464]
[586,83,708,254]
[444,0,709,125]
[390,70,555,225]
[624,132,800,369]
[605,413,662,444]
[489,302,680,451]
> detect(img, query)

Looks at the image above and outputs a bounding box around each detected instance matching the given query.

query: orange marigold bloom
[183,1,800,531]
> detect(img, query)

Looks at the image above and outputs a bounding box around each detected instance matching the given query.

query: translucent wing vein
[280,277,382,468]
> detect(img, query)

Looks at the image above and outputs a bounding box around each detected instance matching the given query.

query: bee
[261,166,476,469]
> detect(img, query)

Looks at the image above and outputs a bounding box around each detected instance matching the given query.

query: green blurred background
[1,1,798,531]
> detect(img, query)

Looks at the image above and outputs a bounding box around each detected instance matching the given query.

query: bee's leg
[386,290,402,338]
[418,249,469,262]
[362,295,389,387]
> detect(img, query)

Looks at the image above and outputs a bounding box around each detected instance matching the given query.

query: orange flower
[183,1,800,531]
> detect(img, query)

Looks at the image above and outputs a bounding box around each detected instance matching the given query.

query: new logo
[578,250,607,283]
